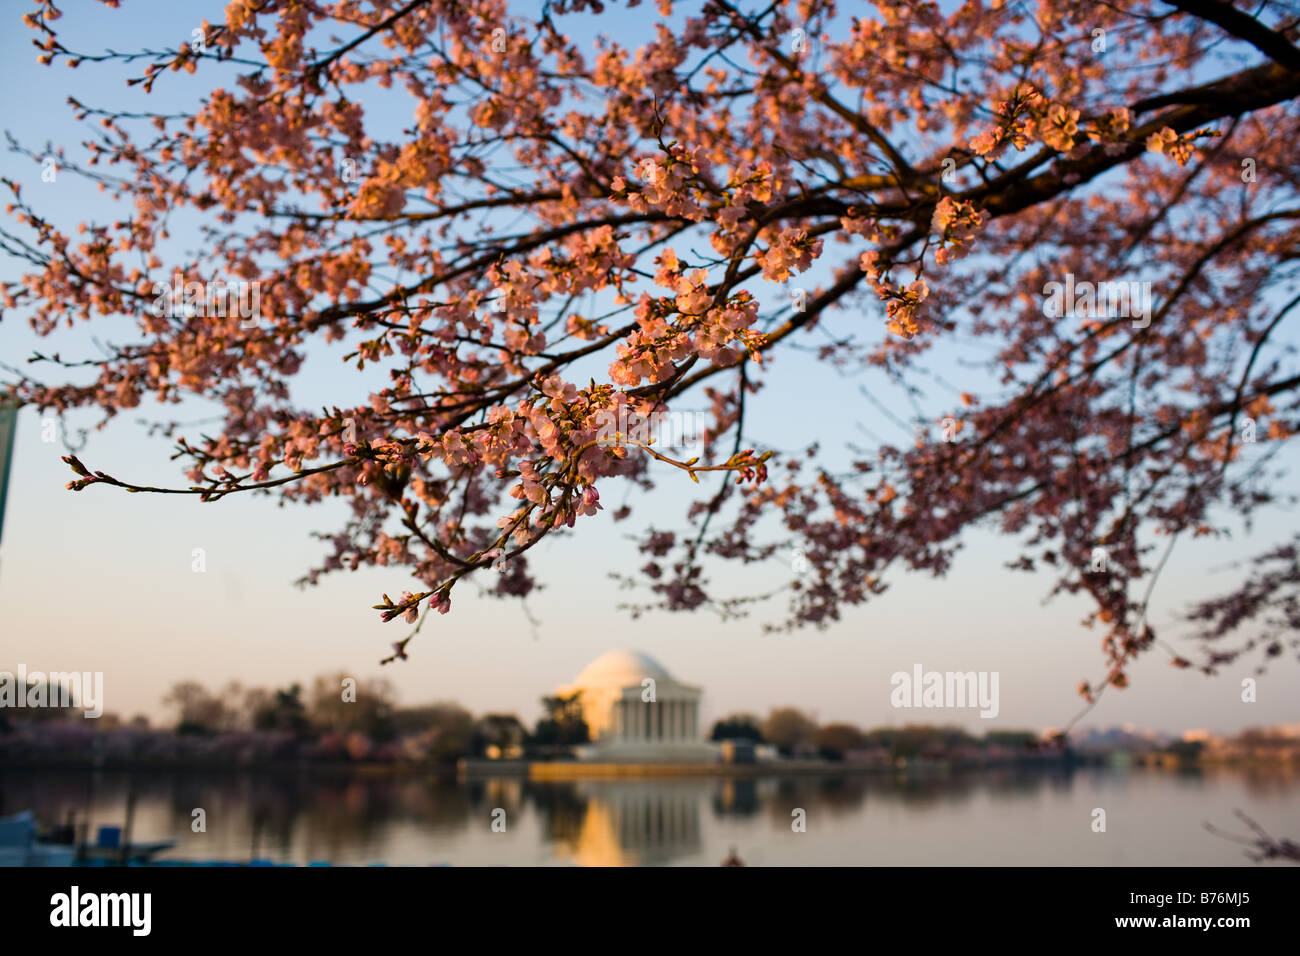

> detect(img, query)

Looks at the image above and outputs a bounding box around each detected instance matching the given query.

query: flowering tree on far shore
[4,0,1299,705]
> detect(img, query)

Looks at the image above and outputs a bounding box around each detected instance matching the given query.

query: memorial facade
[557,650,716,762]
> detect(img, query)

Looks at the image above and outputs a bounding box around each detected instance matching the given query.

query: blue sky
[1,0,1296,734]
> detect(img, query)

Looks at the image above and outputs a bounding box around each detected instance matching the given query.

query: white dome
[570,650,672,690]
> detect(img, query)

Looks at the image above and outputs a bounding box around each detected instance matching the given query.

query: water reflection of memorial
[549,782,706,866]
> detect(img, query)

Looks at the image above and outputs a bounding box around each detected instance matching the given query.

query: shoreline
[8,753,1294,778]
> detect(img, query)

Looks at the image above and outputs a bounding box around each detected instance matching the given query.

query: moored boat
[0,811,176,866]
[0,811,77,866]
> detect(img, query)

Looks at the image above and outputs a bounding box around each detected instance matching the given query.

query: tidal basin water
[3,766,1297,866]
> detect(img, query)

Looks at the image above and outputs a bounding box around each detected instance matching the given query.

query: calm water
[3,766,1297,866]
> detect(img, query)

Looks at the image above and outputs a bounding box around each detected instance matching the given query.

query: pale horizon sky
[1,1,1297,737]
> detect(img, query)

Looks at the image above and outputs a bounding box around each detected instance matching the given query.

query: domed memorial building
[558,650,717,763]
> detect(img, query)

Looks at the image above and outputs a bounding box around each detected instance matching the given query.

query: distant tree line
[709,708,1039,761]
[156,675,592,763]
[1,671,589,766]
